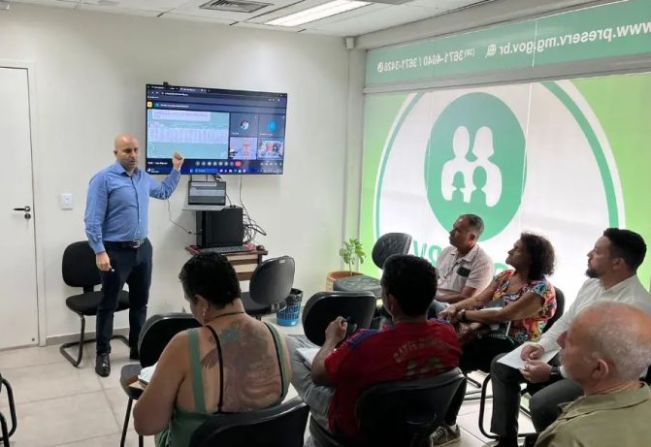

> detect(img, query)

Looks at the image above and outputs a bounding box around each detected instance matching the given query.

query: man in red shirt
[289,254,461,444]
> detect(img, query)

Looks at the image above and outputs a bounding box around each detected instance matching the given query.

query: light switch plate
[60,193,73,210]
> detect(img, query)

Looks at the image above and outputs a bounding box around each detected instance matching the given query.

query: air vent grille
[200,0,271,14]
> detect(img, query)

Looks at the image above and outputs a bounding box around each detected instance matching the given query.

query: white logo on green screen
[425,93,525,239]
[372,81,623,304]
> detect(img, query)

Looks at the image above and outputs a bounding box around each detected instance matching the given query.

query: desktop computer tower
[196,207,244,248]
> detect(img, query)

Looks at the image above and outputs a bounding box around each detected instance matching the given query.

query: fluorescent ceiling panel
[266,0,370,27]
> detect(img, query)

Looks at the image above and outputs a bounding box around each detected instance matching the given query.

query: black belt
[104,239,146,249]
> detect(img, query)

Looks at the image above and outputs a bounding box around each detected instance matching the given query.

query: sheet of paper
[138,363,157,384]
[497,343,560,370]
[297,347,320,368]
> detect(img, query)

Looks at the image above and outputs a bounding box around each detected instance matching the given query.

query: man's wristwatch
[458,309,468,323]
[549,365,562,379]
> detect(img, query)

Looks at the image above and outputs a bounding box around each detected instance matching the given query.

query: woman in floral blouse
[440,233,557,372]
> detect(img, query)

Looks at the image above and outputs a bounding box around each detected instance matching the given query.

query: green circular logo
[424,92,526,239]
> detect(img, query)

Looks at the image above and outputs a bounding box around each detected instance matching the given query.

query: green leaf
[339,237,366,273]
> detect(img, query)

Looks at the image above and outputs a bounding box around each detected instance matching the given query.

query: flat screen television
[145,83,287,175]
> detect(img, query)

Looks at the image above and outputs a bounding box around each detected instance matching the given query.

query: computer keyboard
[200,245,251,254]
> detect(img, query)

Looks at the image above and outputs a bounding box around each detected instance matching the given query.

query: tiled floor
[0,318,533,446]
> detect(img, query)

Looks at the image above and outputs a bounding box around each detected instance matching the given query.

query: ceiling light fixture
[266,0,370,27]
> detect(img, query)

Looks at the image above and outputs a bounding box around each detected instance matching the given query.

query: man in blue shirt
[84,133,183,377]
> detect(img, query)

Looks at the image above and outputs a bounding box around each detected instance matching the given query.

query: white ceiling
[7,0,494,37]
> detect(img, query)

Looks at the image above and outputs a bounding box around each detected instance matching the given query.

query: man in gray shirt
[433,214,493,313]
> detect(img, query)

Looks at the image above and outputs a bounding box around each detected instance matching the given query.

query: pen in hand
[344,316,358,338]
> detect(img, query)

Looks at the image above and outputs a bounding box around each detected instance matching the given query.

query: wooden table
[185,246,268,281]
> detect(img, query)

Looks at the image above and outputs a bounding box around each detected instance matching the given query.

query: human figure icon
[451,171,466,204]
[471,126,502,207]
[441,126,475,202]
[469,164,488,207]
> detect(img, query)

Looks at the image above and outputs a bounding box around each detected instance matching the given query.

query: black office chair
[477,287,566,440]
[310,368,467,447]
[60,241,130,367]
[302,291,377,346]
[333,233,412,297]
[242,256,295,320]
[0,372,16,447]
[189,397,309,447]
[119,313,200,447]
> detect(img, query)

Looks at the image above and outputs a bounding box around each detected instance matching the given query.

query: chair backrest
[138,313,201,367]
[302,291,378,346]
[543,287,565,334]
[249,256,295,306]
[189,397,309,447]
[62,241,100,292]
[371,233,412,269]
[355,368,466,446]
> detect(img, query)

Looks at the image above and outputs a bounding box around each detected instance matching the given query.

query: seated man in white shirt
[489,228,651,447]
[431,214,494,316]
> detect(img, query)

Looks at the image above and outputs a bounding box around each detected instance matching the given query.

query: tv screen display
[145,83,287,175]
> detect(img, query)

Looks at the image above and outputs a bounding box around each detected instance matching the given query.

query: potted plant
[326,238,366,291]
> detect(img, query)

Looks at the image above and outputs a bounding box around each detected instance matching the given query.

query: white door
[0,66,39,348]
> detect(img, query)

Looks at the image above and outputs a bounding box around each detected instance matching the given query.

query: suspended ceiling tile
[10,0,79,8]
[75,4,159,16]
[159,11,235,24]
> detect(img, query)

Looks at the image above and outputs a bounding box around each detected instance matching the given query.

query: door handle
[13,205,31,219]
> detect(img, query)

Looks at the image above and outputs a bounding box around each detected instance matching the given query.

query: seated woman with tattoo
[133,252,291,447]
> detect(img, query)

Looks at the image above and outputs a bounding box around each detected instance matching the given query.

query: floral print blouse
[488,269,557,344]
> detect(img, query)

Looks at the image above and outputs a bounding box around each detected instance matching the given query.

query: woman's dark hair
[178,252,241,308]
[380,254,437,317]
[520,233,555,281]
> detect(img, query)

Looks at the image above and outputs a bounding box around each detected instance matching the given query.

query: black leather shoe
[129,345,139,361]
[95,353,111,377]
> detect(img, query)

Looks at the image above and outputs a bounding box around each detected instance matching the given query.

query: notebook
[297,348,320,368]
[497,343,560,370]
[138,363,157,385]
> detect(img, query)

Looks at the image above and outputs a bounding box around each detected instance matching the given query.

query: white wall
[0,4,361,341]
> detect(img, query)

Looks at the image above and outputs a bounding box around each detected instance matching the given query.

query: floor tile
[103,386,132,430]
[459,428,494,446]
[1,361,102,404]
[457,404,534,444]
[458,411,494,443]
[54,433,123,446]
[80,342,138,390]
[2,391,119,447]
[0,345,66,369]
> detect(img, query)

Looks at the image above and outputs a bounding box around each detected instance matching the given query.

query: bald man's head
[560,303,651,384]
[113,133,140,174]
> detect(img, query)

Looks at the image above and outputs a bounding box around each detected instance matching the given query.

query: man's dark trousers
[96,239,153,355]
[490,353,582,438]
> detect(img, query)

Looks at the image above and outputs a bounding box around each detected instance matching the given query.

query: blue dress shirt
[84,162,181,253]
